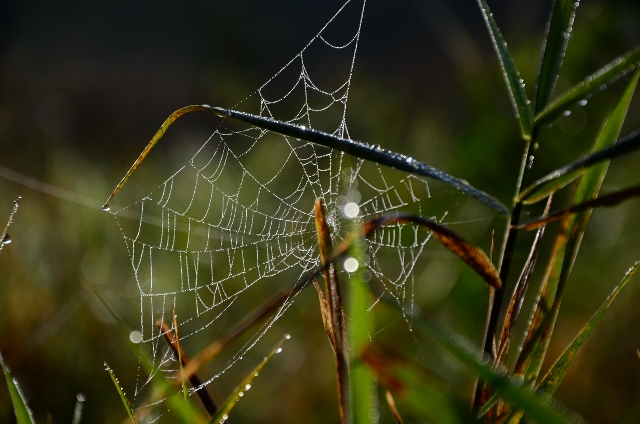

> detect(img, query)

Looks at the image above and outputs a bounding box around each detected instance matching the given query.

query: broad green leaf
[348,221,376,424]
[535,45,640,126]
[209,337,288,424]
[537,261,640,395]
[364,214,502,289]
[519,129,640,204]
[0,352,35,424]
[104,362,136,424]
[476,0,534,140]
[535,0,580,112]
[515,69,640,392]
[103,105,510,216]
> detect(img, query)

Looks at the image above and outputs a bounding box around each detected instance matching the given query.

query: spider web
[109,0,462,418]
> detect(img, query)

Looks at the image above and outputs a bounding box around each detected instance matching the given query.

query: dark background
[1,0,640,422]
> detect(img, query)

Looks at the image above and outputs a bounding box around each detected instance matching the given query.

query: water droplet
[76,393,86,402]
[563,110,571,117]
[129,330,143,344]
[343,257,359,273]
[343,202,359,218]
[405,156,414,164]
[238,391,244,397]
[577,99,588,106]
[254,372,259,377]
[275,347,283,354]
[2,234,10,244]
[245,384,252,391]
[300,125,306,130]
[284,334,291,340]
[102,204,111,212]
[371,144,381,151]
[201,104,211,108]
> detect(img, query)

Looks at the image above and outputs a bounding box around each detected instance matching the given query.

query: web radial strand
[110,0,444,413]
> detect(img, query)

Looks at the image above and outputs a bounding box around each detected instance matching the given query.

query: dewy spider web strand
[106,0,473,416]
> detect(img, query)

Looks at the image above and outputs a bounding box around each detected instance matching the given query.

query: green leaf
[103,105,510,216]
[368,299,579,424]
[476,0,534,140]
[519,129,640,204]
[104,362,136,424]
[209,336,288,424]
[514,68,640,391]
[537,261,640,395]
[535,45,640,126]
[0,352,35,424]
[361,344,479,424]
[348,221,377,424]
[534,0,580,112]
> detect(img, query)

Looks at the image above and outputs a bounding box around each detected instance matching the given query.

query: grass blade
[103,105,509,216]
[104,362,136,424]
[385,391,405,424]
[368,290,579,424]
[519,129,640,204]
[537,261,640,395]
[347,221,376,424]
[156,320,218,416]
[476,0,534,140]
[0,197,20,254]
[314,199,351,424]
[518,183,640,230]
[0,352,35,424]
[534,0,580,112]
[535,45,640,126]
[514,68,640,393]
[208,336,289,424]
[364,213,502,289]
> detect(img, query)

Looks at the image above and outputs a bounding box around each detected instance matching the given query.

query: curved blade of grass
[0,196,20,254]
[347,220,376,424]
[514,68,640,391]
[0,352,35,424]
[364,213,502,289]
[314,199,351,424]
[385,391,405,424]
[103,105,509,216]
[209,336,288,424]
[535,45,640,126]
[476,0,534,140]
[368,288,579,424]
[519,129,640,204]
[361,344,479,423]
[104,362,136,424]
[537,261,640,395]
[518,183,640,230]
[534,0,580,112]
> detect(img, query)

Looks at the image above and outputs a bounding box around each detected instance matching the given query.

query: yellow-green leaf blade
[537,261,640,395]
[535,45,640,126]
[104,362,136,424]
[209,336,288,424]
[0,353,35,424]
[476,0,534,139]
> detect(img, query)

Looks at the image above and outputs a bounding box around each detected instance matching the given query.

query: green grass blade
[535,45,640,126]
[0,352,35,424]
[537,261,640,395]
[0,197,20,254]
[368,295,578,424]
[361,344,479,424]
[104,362,136,424]
[348,222,376,424]
[534,0,580,112]
[519,183,640,230]
[103,105,509,216]
[519,129,640,204]
[209,336,288,424]
[476,0,534,140]
[515,69,640,388]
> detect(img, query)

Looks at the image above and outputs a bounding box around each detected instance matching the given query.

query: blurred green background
[1,0,640,422]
